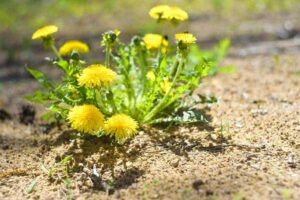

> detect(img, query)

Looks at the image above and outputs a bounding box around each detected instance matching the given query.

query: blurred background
[1,0,300,111]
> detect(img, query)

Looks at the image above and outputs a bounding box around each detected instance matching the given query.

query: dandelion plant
[27,5,223,143]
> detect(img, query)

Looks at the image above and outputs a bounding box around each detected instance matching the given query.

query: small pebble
[251,109,268,117]
[192,179,204,191]
[170,159,180,167]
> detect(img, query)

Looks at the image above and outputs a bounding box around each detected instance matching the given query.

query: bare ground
[0,51,299,200]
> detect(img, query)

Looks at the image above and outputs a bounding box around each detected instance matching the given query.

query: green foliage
[0,0,299,33]
[27,67,53,89]
[28,29,224,129]
[189,38,234,76]
[27,5,231,142]
[281,189,293,200]
[26,176,40,194]
[232,192,245,200]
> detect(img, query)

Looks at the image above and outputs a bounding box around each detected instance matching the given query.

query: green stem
[95,90,110,115]
[105,45,118,113]
[105,45,111,66]
[119,54,136,112]
[126,74,136,111]
[139,48,148,74]
[143,58,184,123]
[107,89,118,113]
[138,47,148,95]
[156,49,162,67]
[169,59,179,78]
[50,43,62,60]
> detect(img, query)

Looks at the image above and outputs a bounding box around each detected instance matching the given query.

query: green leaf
[26,176,40,194]
[150,110,208,125]
[182,110,208,123]
[281,189,292,199]
[48,103,64,113]
[40,112,56,121]
[198,94,218,104]
[60,155,74,165]
[188,39,231,77]
[199,60,212,77]
[217,65,237,74]
[54,60,69,73]
[216,38,231,59]
[25,90,50,103]
[27,67,53,89]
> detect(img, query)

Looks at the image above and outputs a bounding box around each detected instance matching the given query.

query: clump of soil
[18,105,35,125]
[0,109,11,121]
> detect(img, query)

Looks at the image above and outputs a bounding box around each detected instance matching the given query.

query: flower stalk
[105,45,118,113]
[50,43,62,60]
[142,56,184,123]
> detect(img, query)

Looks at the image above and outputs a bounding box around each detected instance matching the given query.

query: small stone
[170,159,180,168]
[192,179,204,191]
[287,153,297,168]
[251,109,268,117]
[2,145,9,150]
[235,121,244,128]
[32,140,38,146]
[206,190,214,196]
[131,183,138,189]
[242,92,249,100]
[126,161,133,168]
[83,167,90,174]
[139,131,145,135]
[114,190,121,198]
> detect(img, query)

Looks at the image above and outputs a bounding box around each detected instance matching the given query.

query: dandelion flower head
[32,25,58,40]
[146,71,156,81]
[104,114,138,142]
[78,64,117,88]
[68,104,104,134]
[149,5,170,19]
[59,40,89,56]
[160,79,171,93]
[162,6,188,21]
[175,33,197,44]
[143,34,168,50]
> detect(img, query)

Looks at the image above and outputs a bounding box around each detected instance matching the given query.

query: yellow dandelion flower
[113,29,121,36]
[32,25,58,40]
[59,40,89,56]
[104,114,138,142]
[149,5,170,19]
[78,64,117,88]
[143,34,168,50]
[175,33,197,44]
[146,71,156,81]
[162,6,188,21]
[160,79,171,93]
[68,105,104,134]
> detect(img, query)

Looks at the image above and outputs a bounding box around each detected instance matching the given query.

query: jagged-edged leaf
[27,67,53,89]
[198,94,218,104]
[25,90,50,103]
[150,110,208,125]
[54,60,69,72]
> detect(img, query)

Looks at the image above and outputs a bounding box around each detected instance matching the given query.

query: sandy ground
[0,51,299,199]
